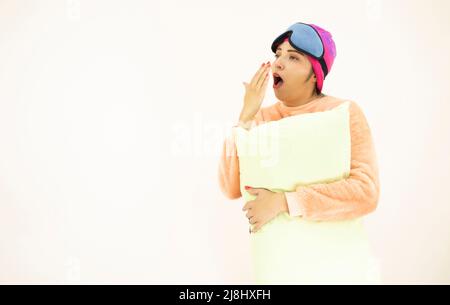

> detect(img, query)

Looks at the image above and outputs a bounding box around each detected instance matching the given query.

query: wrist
[277,193,289,213]
[235,120,252,130]
[239,108,256,123]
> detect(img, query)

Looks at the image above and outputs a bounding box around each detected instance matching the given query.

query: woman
[218,22,380,284]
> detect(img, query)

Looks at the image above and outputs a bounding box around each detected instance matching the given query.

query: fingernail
[245,186,251,190]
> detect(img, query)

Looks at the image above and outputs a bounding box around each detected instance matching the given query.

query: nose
[273,57,284,70]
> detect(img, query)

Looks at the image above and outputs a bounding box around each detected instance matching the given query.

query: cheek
[286,62,309,77]
[287,69,309,83]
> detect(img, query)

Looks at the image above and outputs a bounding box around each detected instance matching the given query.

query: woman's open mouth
[273,73,284,89]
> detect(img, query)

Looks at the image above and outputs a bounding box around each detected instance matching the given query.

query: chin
[274,88,288,100]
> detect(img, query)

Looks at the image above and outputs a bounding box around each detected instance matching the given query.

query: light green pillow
[234,101,380,284]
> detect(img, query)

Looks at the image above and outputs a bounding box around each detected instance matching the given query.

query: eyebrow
[276,47,304,55]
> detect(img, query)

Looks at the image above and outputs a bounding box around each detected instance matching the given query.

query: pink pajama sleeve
[283,101,380,221]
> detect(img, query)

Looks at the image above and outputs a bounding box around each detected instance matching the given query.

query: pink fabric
[284,192,303,217]
[309,24,336,93]
[306,55,324,93]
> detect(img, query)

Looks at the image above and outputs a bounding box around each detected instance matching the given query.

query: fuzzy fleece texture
[218,95,380,222]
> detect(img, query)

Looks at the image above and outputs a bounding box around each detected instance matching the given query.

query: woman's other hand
[242,186,288,233]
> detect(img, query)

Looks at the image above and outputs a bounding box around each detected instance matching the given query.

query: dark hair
[305,67,321,96]
[315,86,321,95]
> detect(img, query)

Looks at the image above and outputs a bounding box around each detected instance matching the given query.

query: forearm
[218,129,242,199]
[282,159,380,221]
[236,109,256,130]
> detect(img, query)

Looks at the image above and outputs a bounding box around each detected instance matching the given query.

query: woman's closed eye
[274,54,299,61]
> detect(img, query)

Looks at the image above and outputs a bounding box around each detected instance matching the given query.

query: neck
[282,91,325,108]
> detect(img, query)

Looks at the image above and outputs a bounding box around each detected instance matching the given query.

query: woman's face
[271,40,317,103]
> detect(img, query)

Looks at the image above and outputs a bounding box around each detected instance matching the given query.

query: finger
[251,63,270,88]
[259,71,270,90]
[250,187,270,194]
[245,186,260,196]
[246,189,258,196]
[242,201,253,211]
[250,63,267,87]
[250,223,260,233]
[256,65,271,89]
[253,224,261,233]
[258,71,270,91]
[243,199,257,211]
